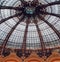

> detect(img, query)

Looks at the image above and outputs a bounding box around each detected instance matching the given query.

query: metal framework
[38,15,60,39]
[33,18,46,55]
[1,15,25,54]
[0,0,60,55]
[22,18,30,53]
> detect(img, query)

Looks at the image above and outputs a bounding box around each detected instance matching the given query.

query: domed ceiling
[0,0,60,51]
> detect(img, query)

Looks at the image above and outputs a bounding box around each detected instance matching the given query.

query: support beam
[22,18,29,53]
[0,5,23,10]
[33,18,46,56]
[31,0,39,6]
[20,0,25,3]
[40,1,60,8]
[33,0,38,3]
[38,15,60,39]
[0,13,22,24]
[1,15,25,55]
[40,11,60,18]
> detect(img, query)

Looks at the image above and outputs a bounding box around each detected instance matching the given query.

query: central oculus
[22,1,43,17]
[25,7,35,15]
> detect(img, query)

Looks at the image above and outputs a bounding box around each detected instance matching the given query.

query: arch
[0,55,4,62]
[3,52,22,62]
[46,51,60,62]
[24,52,44,62]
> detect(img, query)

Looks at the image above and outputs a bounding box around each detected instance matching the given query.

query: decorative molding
[24,52,44,62]
[3,52,22,62]
[0,51,60,62]
[46,50,60,62]
[0,55,4,62]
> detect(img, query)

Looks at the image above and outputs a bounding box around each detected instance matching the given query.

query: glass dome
[0,0,60,51]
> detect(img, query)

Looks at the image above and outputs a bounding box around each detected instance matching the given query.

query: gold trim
[24,52,44,62]
[3,52,22,62]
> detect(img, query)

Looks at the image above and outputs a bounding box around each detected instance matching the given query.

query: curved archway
[0,55,4,62]
[24,52,44,62]
[46,51,60,62]
[3,52,22,62]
